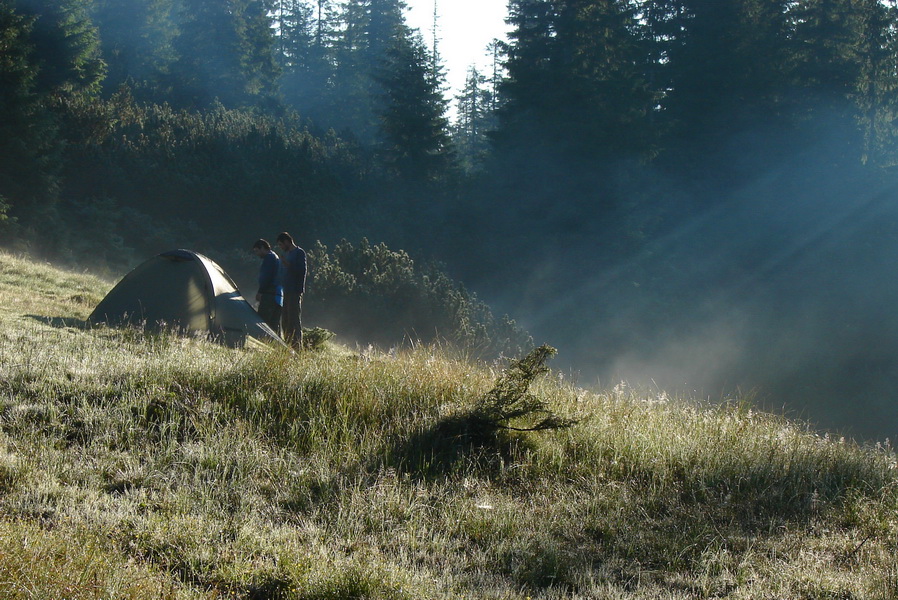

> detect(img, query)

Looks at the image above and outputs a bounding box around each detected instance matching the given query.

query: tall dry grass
[0,250,897,598]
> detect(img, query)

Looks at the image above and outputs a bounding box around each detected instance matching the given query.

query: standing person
[276,231,307,350]
[252,239,282,335]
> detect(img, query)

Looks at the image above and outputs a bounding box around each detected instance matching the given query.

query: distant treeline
[5,1,898,394]
[4,0,898,251]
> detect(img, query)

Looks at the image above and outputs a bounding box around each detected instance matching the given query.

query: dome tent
[89,249,284,347]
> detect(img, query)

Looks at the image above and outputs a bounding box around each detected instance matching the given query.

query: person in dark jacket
[275,231,306,349]
[252,239,283,334]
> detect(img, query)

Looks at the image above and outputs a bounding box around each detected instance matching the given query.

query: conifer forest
[4,0,898,438]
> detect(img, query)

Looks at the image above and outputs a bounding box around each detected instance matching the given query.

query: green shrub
[302,327,336,350]
[472,345,575,433]
[307,238,532,358]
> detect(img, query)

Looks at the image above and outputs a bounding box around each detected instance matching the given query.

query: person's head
[252,239,271,258]
[276,232,295,252]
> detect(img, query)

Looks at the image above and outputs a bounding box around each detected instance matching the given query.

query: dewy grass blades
[0,249,897,598]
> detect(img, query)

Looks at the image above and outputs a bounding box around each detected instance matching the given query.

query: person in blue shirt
[252,239,283,335]
[275,231,307,349]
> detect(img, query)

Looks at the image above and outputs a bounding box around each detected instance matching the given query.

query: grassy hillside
[1,250,897,599]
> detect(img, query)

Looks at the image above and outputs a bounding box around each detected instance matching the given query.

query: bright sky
[403,0,510,101]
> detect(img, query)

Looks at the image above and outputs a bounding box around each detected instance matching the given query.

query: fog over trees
[4,0,898,439]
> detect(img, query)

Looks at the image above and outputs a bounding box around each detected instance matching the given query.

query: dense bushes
[57,91,366,252]
[0,89,379,267]
[307,238,532,358]
[2,85,523,358]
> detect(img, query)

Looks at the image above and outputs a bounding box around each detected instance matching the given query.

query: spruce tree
[377,33,452,181]
[645,0,795,177]
[10,0,105,97]
[167,0,277,108]
[91,0,177,99]
[0,2,60,222]
[496,0,656,161]
[1,0,102,225]
[243,0,280,100]
[277,0,334,123]
[788,0,893,165]
[330,0,410,143]
[857,0,898,167]
[453,66,495,171]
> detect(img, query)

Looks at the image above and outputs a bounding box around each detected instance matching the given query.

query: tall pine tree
[10,0,105,97]
[858,0,898,167]
[91,0,177,99]
[0,2,61,223]
[2,0,103,225]
[645,0,794,177]
[167,0,277,108]
[376,33,452,181]
[453,65,495,171]
[788,0,895,166]
[329,0,409,143]
[276,0,335,124]
[496,0,656,161]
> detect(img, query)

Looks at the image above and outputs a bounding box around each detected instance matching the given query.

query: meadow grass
[0,249,897,598]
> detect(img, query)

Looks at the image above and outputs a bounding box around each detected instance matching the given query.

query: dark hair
[276,232,294,244]
[252,239,271,251]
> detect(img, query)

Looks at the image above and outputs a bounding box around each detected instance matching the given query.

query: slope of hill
[0,250,896,599]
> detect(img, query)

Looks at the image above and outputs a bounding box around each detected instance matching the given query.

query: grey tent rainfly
[88,250,285,347]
